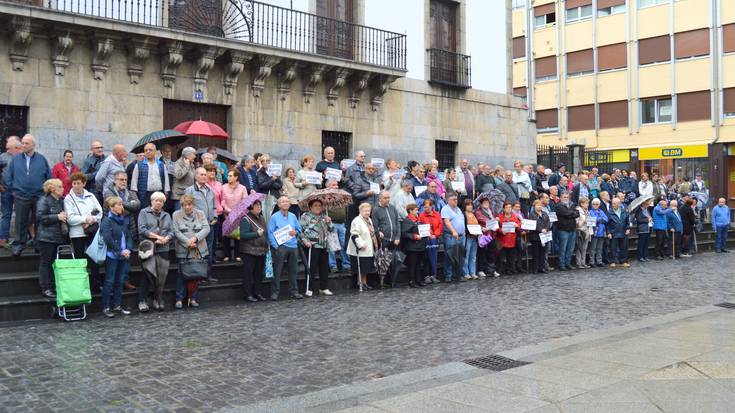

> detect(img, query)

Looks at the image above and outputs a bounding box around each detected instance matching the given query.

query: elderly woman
[255,154,283,219]
[281,167,301,216]
[37,179,67,298]
[382,159,404,198]
[528,199,551,273]
[390,180,416,221]
[238,199,268,302]
[100,196,133,318]
[424,164,446,199]
[300,199,335,296]
[172,194,210,309]
[204,164,224,260]
[64,172,103,291]
[575,197,591,269]
[474,196,499,277]
[172,147,197,210]
[347,202,377,290]
[222,168,246,261]
[402,203,426,288]
[295,155,321,200]
[137,191,172,312]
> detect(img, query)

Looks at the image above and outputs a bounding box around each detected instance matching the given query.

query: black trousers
[655,230,669,258]
[405,250,425,284]
[307,247,330,290]
[38,240,58,291]
[477,243,496,273]
[13,195,37,247]
[499,247,517,274]
[241,253,265,297]
[71,236,101,289]
[671,231,682,258]
[531,240,546,272]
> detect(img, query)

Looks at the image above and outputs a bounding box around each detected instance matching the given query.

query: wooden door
[162,100,229,158]
[316,0,354,60]
[430,0,457,51]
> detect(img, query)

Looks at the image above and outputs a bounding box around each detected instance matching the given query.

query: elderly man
[268,196,303,300]
[441,194,465,282]
[512,160,533,213]
[82,140,105,200]
[6,135,50,256]
[548,164,565,187]
[474,164,495,195]
[454,159,475,200]
[95,144,127,195]
[571,174,591,206]
[607,197,631,267]
[496,171,519,205]
[416,181,445,212]
[666,200,684,259]
[185,167,218,283]
[172,147,197,210]
[316,146,341,173]
[130,143,170,208]
[554,192,579,271]
[372,190,401,283]
[0,136,22,247]
[712,198,731,253]
[345,158,376,231]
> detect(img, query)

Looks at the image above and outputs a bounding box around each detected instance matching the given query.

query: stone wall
[0,31,535,169]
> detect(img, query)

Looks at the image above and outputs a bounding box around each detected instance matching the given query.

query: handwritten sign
[438,172,445,181]
[548,212,558,223]
[370,158,385,169]
[325,168,342,181]
[451,181,464,192]
[521,219,537,231]
[486,219,499,231]
[302,171,322,185]
[542,181,550,190]
[273,225,293,246]
[417,224,430,238]
[267,164,283,177]
[341,159,355,169]
[502,222,516,234]
[370,182,380,194]
[540,231,553,246]
[587,217,597,227]
[415,186,428,196]
[467,224,483,236]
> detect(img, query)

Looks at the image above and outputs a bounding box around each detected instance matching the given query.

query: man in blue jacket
[606,198,630,268]
[6,135,50,256]
[652,199,674,260]
[712,198,731,253]
[268,196,303,300]
[667,200,684,259]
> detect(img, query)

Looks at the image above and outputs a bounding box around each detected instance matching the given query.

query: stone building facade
[0,0,535,170]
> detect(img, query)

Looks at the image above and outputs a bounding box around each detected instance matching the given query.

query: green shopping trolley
[52,245,92,321]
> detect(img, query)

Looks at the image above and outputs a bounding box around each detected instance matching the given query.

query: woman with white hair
[137,191,172,312]
[172,147,197,210]
[390,180,416,221]
[347,203,377,290]
[588,198,609,267]
[37,178,67,298]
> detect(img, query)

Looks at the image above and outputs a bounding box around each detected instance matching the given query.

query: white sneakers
[320,289,334,296]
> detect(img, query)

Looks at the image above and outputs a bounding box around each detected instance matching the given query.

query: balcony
[8,0,407,70]
[428,48,471,89]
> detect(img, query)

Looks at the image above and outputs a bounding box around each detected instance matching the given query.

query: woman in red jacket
[418,198,443,284]
[51,150,79,197]
[497,202,521,275]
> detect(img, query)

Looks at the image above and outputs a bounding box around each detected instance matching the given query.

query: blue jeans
[328,223,351,269]
[557,230,576,268]
[637,232,650,260]
[443,234,465,281]
[715,225,729,251]
[103,258,129,309]
[463,237,477,276]
[0,191,13,240]
[611,237,629,264]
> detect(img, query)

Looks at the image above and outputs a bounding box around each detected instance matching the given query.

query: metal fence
[536,145,570,170]
[30,0,407,70]
[428,48,471,88]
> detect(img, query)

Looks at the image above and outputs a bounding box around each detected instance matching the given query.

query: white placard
[267,164,283,177]
[438,172,445,181]
[325,168,342,181]
[273,225,293,245]
[391,171,403,181]
[341,159,355,169]
[586,216,597,227]
[370,158,385,169]
[521,219,537,231]
[548,212,558,223]
[415,186,428,196]
[303,171,322,185]
[451,181,464,191]
[486,219,499,231]
[502,222,516,234]
[467,224,483,236]
[540,231,553,246]
[542,181,550,190]
[417,224,431,238]
[370,182,381,194]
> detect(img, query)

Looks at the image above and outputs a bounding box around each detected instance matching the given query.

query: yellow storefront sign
[584,149,630,165]
[637,145,708,160]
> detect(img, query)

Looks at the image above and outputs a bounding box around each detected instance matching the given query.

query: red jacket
[419,210,443,238]
[497,213,520,249]
[52,161,79,197]
[474,208,495,235]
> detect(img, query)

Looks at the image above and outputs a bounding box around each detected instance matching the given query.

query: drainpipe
[670,0,677,131]
[593,0,599,147]
[714,0,723,142]
[559,1,565,141]
[526,0,535,121]
[633,0,639,133]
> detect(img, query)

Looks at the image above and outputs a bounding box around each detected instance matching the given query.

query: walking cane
[351,235,363,292]
[304,246,313,297]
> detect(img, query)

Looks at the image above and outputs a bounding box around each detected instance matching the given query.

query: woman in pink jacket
[424,164,446,198]
[221,169,247,261]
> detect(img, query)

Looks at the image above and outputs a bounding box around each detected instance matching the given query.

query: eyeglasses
[93,146,104,150]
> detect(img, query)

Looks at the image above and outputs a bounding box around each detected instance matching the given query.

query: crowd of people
[0,134,732,318]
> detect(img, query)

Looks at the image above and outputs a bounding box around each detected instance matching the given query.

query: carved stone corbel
[370,75,398,111]
[276,61,300,100]
[90,36,115,80]
[160,41,184,89]
[126,38,151,84]
[348,72,372,109]
[51,32,74,77]
[9,16,33,72]
[326,68,351,106]
[192,46,223,97]
[251,55,281,98]
[223,51,253,95]
[302,64,327,104]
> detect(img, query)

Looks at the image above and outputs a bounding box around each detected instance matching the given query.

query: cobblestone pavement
[1,252,735,412]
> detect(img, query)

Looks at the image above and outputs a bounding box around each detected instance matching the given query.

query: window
[567,105,595,131]
[641,97,672,124]
[435,140,457,172]
[536,109,559,133]
[534,4,556,28]
[513,87,527,97]
[322,131,351,163]
[638,35,671,65]
[512,0,526,9]
[513,36,526,59]
[677,90,710,122]
[430,0,458,51]
[599,100,628,129]
[724,88,735,117]
[0,105,29,150]
[566,5,592,23]
[639,0,667,7]
[724,24,735,54]
[566,49,593,76]
[535,56,557,81]
[598,43,627,71]
[598,4,626,16]
[674,29,709,60]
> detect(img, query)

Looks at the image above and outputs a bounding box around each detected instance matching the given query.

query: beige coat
[347,216,375,257]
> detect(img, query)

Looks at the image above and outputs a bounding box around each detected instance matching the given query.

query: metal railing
[428,48,471,88]
[14,0,407,70]
[536,145,570,170]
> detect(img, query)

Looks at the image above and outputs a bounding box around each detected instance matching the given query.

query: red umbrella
[173,120,229,139]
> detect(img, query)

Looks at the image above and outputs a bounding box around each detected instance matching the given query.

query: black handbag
[180,249,208,281]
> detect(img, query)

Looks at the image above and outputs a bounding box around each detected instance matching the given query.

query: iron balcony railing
[15,0,407,70]
[428,48,471,89]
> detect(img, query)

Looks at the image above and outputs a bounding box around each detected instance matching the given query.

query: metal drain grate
[463,355,531,371]
[715,302,735,309]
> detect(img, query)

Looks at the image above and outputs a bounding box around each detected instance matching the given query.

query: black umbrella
[131,130,188,153]
[446,242,466,279]
[196,147,239,163]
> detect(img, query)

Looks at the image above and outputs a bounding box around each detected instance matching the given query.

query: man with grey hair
[6,135,50,256]
[0,136,22,247]
[268,195,303,300]
[185,167,218,283]
[236,154,258,194]
[130,142,170,208]
[172,147,197,209]
[95,143,127,195]
[372,190,401,284]
[316,146,340,174]
[454,159,474,200]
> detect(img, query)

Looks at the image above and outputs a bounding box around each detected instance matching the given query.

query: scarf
[108,211,125,225]
[362,217,378,249]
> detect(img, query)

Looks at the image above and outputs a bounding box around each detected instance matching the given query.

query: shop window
[535,56,557,81]
[566,49,593,76]
[536,109,559,133]
[675,29,709,60]
[566,4,592,23]
[322,131,351,163]
[639,35,671,65]
[641,97,672,124]
[639,0,667,7]
[599,100,628,129]
[435,140,457,172]
[598,43,627,71]
[534,4,556,28]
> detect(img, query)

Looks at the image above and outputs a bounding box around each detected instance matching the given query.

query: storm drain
[715,302,735,309]
[463,355,531,371]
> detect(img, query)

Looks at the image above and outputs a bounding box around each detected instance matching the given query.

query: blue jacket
[667,210,683,233]
[6,152,50,198]
[237,165,257,193]
[634,208,652,234]
[101,212,133,259]
[652,204,673,231]
[712,205,731,228]
[416,191,445,213]
[589,208,608,238]
[607,208,629,238]
[268,210,302,249]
